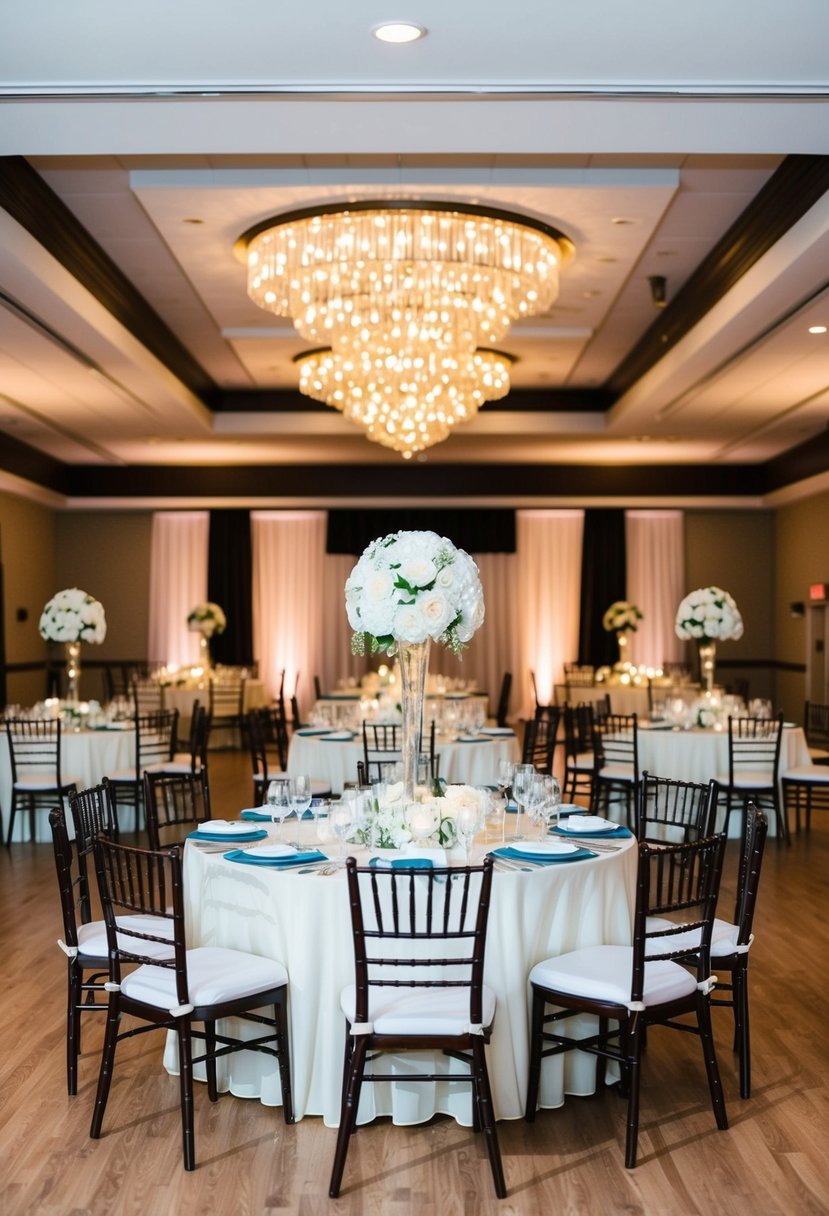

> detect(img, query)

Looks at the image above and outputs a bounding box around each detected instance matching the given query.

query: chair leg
[623,1013,643,1169]
[89,1000,121,1139]
[177,1019,197,1171]
[733,964,752,1099]
[329,1034,369,1198]
[67,962,82,1096]
[697,994,729,1132]
[204,1020,218,1102]
[5,792,20,847]
[274,993,294,1124]
[471,1038,507,1198]
[524,987,546,1121]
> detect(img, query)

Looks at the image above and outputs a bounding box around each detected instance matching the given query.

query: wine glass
[541,774,562,836]
[496,758,515,816]
[524,775,549,841]
[330,800,356,866]
[510,763,535,841]
[265,778,290,838]
[456,801,484,863]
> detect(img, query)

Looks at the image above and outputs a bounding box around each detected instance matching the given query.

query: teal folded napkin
[224,848,328,867]
[553,824,631,839]
[490,845,595,864]
[368,856,434,870]
[296,727,334,736]
[188,827,268,843]
[241,804,321,822]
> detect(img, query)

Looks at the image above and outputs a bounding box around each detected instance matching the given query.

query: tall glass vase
[199,632,212,676]
[616,630,629,667]
[698,640,717,694]
[65,640,82,703]
[397,638,431,804]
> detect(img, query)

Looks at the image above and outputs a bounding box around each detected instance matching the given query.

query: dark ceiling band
[326,509,517,555]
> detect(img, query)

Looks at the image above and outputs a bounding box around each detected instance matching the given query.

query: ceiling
[0,0,828,508]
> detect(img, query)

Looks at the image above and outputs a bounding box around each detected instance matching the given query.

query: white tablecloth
[1,726,134,842]
[164,680,267,724]
[169,825,637,1125]
[287,730,521,794]
[636,723,810,832]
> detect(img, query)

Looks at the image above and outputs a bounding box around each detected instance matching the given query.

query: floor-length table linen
[168,827,638,1126]
[1,726,134,842]
[287,731,520,794]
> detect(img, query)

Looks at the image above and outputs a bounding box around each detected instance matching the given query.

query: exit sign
[809,583,828,601]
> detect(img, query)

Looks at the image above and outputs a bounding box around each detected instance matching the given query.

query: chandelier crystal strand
[238,201,573,455]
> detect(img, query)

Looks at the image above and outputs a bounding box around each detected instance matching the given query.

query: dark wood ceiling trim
[209,386,616,412]
[59,461,766,499]
[0,157,216,399]
[0,432,67,493]
[608,155,829,396]
[763,425,829,492]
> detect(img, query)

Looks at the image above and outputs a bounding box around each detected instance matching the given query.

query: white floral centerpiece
[602,600,643,632]
[345,530,484,657]
[187,602,227,638]
[674,586,743,641]
[357,781,486,851]
[39,587,107,644]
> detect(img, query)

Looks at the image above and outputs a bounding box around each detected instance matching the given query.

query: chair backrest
[522,705,560,774]
[132,677,164,715]
[727,714,784,785]
[209,674,246,720]
[731,800,768,946]
[143,768,212,850]
[247,708,276,793]
[185,702,211,773]
[635,772,719,844]
[593,712,639,778]
[6,716,64,783]
[93,836,185,989]
[68,779,120,921]
[495,672,512,728]
[804,701,829,753]
[345,856,495,1029]
[564,662,595,688]
[363,722,402,759]
[634,832,727,1002]
[49,805,87,947]
[314,674,323,701]
[135,709,179,773]
[290,693,304,731]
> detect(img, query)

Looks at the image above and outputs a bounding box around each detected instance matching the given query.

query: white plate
[198,820,258,836]
[320,730,354,741]
[558,815,617,834]
[511,840,579,856]
[480,727,515,736]
[240,843,297,858]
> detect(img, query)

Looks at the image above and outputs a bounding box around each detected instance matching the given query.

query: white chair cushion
[714,771,774,789]
[598,764,636,782]
[782,765,829,783]
[14,773,80,790]
[121,945,288,1009]
[808,747,829,763]
[529,944,697,1008]
[77,914,176,961]
[646,915,742,958]
[340,983,496,1036]
[570,752,594,770]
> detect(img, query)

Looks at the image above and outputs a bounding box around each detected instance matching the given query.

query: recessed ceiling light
[808,325,827,334]
[611,216,635,226]
[182,217,204,225]
[372,21,426,43]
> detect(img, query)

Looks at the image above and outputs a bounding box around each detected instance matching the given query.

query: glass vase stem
[698,640,717,694]
[65,640,81,703]
[397,638,430,804]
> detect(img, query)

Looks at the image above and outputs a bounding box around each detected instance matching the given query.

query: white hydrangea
[345,529,485,656]
[674,586,744,641]
[39,588,107,644]
[187,602,226,638]
[602,600,644,632]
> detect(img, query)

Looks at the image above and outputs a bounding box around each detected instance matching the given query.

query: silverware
[554,836,623,852]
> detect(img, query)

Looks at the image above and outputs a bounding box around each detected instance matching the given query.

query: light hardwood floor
[2,750,828,1216]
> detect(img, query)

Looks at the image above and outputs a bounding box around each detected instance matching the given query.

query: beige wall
[684,509,775,703]
[772,488,829,720]
[0,491,58,705]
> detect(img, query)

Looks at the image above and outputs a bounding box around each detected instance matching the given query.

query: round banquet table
[0,725,134,842]
[166,823,637,1126]
[287,729,520,794]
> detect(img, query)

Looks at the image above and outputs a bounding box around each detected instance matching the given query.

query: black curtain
[207,510,253,665]
[326,508,515,555]
[578,509,627,667]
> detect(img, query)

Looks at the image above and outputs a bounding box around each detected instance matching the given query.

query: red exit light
[809,583,827,601]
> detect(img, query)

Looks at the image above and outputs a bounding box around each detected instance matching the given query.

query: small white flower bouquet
[602,600,644,632]
[187,602,227,638]
[345,530,485,657]
[674,587,743,642]
[39,587,107,644]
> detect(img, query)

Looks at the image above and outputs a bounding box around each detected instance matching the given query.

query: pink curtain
[148,512,209,668]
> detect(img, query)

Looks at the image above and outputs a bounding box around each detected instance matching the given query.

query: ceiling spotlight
[648,275,668,309]
[372,21,426,43]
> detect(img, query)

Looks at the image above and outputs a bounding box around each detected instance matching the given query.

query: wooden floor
[2,750,828,1216]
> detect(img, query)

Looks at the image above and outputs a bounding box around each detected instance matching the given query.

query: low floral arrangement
[674,586,743,641]
[187,602,226,638]
[345,530,485,657]
[39,587,107,644]
[355,781,487,850]
[602,600,644,632]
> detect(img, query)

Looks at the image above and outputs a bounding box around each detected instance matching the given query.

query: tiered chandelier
[236,201,574,457]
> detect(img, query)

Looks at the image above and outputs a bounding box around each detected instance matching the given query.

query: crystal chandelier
[236,201,573,457]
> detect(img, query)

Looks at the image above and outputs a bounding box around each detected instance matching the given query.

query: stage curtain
[148,512,209,668]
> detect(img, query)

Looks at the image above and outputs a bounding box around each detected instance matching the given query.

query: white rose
[417,590,454,636]
[392,603,430,643]
[364,569,396,603]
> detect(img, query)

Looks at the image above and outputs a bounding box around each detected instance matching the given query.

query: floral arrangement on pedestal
[345,530,485,805]
[39,587,107,704]
[602,600,643,633]
[39,587,107,644]
[187,602,227,638]
[675,586,743,694]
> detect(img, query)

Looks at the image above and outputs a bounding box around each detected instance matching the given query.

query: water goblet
[510,763,536,841]
[523,776,549,841]
[540,774,562,836]
[456,802,484,863]
[265,778,290,838]
[331,800,356,866]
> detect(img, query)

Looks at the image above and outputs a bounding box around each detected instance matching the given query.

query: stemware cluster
[498,761,562,841]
